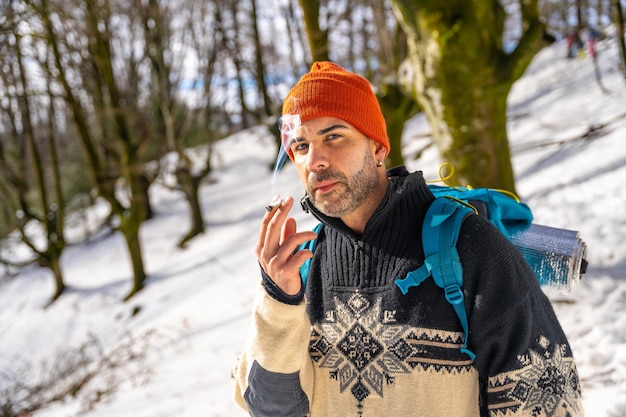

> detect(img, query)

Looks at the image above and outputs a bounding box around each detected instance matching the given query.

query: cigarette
[265,195,283,212]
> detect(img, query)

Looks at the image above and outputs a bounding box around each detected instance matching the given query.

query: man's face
[288,117,380,218]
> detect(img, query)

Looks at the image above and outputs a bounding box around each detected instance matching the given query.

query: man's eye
[293,142,309,152]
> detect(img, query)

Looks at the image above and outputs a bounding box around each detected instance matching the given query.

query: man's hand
[256,196,317,295]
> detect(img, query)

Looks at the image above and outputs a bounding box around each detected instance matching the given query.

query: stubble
[307,152,379,218]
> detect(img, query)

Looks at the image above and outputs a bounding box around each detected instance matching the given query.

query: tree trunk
[377,81,419,168]
[142,0,210,246]
[251,0,273,117]
[14,11,68,302]
[370,0,416,168]
[576,0,585,30]
[40,0,149,300]
[285,0,308,79]
[227,1,251,128]
[48,254,66,303]
[390,0,548,193]
[615,0,626,82]
[298,0,330,62]
[84,0,149,299]
[120,213,146,300]
[177,172,206,248]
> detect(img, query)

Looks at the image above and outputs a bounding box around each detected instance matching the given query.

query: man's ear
[372,139,387,162]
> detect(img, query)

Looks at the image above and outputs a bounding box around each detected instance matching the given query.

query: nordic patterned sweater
[232,167,583,417]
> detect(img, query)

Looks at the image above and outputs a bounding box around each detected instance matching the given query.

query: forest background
[1,0,626,302]
[1,0,626,415]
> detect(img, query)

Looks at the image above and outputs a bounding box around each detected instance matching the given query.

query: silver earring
[377,160,383,167]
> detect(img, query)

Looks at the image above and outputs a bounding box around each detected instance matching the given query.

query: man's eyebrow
[317,124,349,135]
[291,124,349,145]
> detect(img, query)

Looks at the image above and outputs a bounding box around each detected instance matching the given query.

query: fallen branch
[0,330,160,417]
[512,112,626,153]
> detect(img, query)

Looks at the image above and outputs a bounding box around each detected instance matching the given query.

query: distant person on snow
[588,27,600,58]
[574,31,585,58]
[231,61,584,416]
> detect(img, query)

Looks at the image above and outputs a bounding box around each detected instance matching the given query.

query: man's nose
[306,144,329,171]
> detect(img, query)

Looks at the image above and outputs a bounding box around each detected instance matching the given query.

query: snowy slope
[0,39,625,416]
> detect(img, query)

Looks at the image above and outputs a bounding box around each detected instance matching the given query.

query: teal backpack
[297,183,588,360]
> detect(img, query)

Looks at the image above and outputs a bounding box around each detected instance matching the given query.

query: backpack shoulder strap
[395,197,477,360]
[299,223,323,287]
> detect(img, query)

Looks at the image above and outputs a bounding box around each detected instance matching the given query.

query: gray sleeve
[243,360,310,417]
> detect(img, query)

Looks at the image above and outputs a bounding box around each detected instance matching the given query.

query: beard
[307,152,379,218]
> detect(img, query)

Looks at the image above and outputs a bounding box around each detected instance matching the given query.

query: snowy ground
[1,40,625,416]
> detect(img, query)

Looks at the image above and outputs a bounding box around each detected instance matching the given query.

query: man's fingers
[254,195,317,295]
[265,236,315,295]
[264,196,294,256]
[287,248,314,269]
[256,196,294,258]
[279,230,318,261]
[281,217,297,244]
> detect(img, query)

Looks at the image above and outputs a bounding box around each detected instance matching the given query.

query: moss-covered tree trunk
[391,0,549,193]
[120,159,149,300]
[377,81,420,168]
[142,0,217,248]
[371,0,420,168]
[11,10,68,303]
[48,253,65,302]
[175,168,206,248]
[298,0,329,62]
[85,0,148,299]
[40,0,149,300]
[120,208,146,300]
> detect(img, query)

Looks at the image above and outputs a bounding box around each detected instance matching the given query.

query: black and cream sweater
[232,167,583,417]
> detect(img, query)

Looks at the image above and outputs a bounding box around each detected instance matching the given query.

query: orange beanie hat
[281,61,389,159]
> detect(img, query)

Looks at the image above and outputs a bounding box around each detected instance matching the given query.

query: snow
[1,39,626,416]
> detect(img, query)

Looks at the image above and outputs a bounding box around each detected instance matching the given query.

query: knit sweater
[232,167,583,417]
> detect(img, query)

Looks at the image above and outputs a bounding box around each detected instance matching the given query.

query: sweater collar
[300,166,425,237]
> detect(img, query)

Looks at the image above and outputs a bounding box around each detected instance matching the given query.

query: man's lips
[314,181,338,194]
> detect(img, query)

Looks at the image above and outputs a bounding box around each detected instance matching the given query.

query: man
[232,62,583,416]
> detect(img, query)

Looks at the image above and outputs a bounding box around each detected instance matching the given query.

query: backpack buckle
[444,284,464,305]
